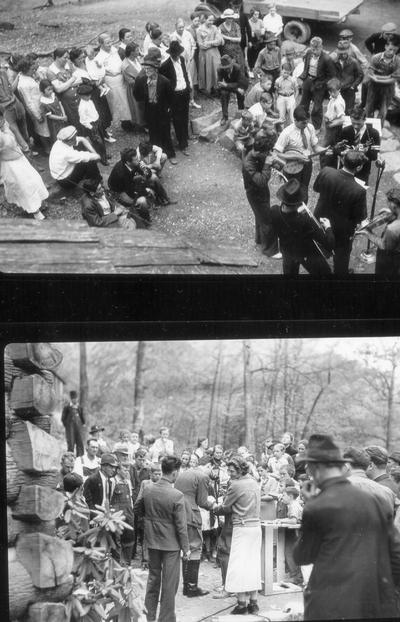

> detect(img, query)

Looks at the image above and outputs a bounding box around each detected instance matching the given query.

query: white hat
[221,8,239,19]
[57,125,77,141]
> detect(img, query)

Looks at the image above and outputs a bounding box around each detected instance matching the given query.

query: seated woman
[81,178,137,230]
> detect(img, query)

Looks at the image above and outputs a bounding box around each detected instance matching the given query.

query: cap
[113,442,130,455]
[100,453,119,467]
[339,29,354,38]
[389,450,400,464]
[381,22,397,33]
[89,425,105,434]
[364,445,388,466]
[57,125,77,141]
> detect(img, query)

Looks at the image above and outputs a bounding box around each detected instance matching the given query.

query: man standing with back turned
[134,456,190,622]
[293,434,400,620]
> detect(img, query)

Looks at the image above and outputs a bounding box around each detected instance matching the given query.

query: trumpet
[355,208,395,234]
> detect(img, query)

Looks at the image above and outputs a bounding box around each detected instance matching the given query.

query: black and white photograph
[4,338,400,621]
[0,0,399,274]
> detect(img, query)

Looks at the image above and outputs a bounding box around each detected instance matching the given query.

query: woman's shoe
[231,604,248,615]
[248,601,259,614]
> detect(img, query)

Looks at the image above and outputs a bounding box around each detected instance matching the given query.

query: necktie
[107,478,112,502]
[300,128,308,150]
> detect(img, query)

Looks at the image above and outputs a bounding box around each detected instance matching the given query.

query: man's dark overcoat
[293,476,400,620]
[174,467,210,558]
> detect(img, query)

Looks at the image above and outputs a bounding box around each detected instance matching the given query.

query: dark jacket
[333,55,363,90]
[300,51,335,89]
[374,473,400,498]
[365,32,400,55]
[313,167,367,241]
[81,192,119,228]
[61,402,85,427]
[269,204,335,260]
[133,476,189,552]
[339,124,380,182]
[217,63,249,91]
[175,467,209,531]
[108,160,149,201]
[293,476,400,620]
[83,470,110,512]
[159,56,190,92]
[242,149,271,201]
[130,464,151,503]
[133,72,173,117]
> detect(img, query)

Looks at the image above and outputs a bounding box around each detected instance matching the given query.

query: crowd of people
[0,4,400,272]
[58,390,400,621]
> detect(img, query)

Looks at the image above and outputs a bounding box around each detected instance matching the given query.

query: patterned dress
[219,20,245,72]
[197,24,223,93]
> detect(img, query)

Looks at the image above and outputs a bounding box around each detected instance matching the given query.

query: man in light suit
[175,462,212,597]
[134,456,190,622]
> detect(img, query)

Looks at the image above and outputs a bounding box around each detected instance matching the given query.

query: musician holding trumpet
[356,188,400,276]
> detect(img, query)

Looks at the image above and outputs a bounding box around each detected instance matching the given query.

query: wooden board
[7,344,63,371]
[7,441,21,504]
[0,261,118,273]
[7,506,56,547]
[8,419,61,472]
[10,374,56,417]
[12,485,65,522]
[198,246,259,267]
[102,246,203,267]
[27,603,68,622]
[243,0,364,21]
[16,533,74,589]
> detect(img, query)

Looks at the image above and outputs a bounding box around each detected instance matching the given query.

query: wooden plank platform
[0,219,260,274]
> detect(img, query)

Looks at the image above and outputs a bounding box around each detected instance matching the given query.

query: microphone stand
[360,159,386,263]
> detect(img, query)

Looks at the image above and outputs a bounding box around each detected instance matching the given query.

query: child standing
[322,77,346,147]
[77,83,107,166]
[275,63,298,125]
[278,485,303,585]
[39,79,67,146]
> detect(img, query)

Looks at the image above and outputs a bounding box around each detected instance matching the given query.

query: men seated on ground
[49,125,101,189]
[80,178,136,229]
[108,147,154,228]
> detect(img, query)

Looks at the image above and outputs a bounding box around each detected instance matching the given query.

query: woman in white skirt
[0,114,48,219]
[213,455,262,615]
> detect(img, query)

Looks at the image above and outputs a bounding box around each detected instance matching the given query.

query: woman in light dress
[16,58,50,153]
[121,42,145,128]
[197,14,223,94]
[95,33,132,131]
[0,113,48,219]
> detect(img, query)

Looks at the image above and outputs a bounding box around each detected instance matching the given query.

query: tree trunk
[386,362,396,449]
[222,376,235,449]
[243,341,255,453]
[79,343,89,413]
[207,343,222,442]
[133,342,146,429]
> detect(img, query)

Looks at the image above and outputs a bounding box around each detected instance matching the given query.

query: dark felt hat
[389,450,400,464]
[167,40,185,56]
[90,424,105,434]
[276,178,304,207]
[264,31,278,44]
[220,54,234,68]
[301,434,349,463]
[143,47,161,68]
[77,83,94,96]
[100,453,119,467]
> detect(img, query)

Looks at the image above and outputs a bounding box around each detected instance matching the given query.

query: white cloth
[308,54,319,77]
[262,13,283,36]
[148,437,174,462]
[17,74,50,137]
[72,66,91,85]
[171,58,187,91]
[325,93,345,122]
[49,139,99,180]
[225,524,262,592]
[85,57,106,82]
[274,122,318,157]
[248,102,266,126]
[78,98,99,128]
[1,156,48,213]
[73,454,100,481]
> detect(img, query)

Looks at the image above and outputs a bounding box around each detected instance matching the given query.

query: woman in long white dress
[0,115,48,219]
[95,33,132,130]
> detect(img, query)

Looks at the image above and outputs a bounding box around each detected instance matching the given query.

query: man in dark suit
[217,54,249,125]
[338,105,381,184]
[293,434,400,621]
[61,390,86,456]
[133,49,177,164]
[134,456,190,622]
[83,452,119,517]
[365,445,400,498]
[300,37,335,130]
[159,40,191,155]
[175,460,212,597]
[313,150,367,274]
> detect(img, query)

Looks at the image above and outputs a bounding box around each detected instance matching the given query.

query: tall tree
[133,342,146,430]
[243,341,256,452]
[79,343,89,438]
[207,342,222,442]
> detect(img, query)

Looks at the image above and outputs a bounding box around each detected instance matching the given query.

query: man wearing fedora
[269,178,334,275]
[293,434,400,620]
[88,424,110,456]
[133,49,177,165]
[217,54,248,125]
[253,31,281,85]
[61,390,86,456]
[83,452,119,517]
[159,40,191,156]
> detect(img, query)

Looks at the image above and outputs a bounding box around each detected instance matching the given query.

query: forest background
[52,338,400,456]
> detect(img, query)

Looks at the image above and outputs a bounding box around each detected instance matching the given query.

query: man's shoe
[169,158,178,165]
[186,584,209,597]
[248,601,259,614]
[104,136,116,143]
[181,149,189,156]
[231,604,248,615]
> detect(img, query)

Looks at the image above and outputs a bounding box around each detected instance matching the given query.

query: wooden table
[261,521,303,596]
